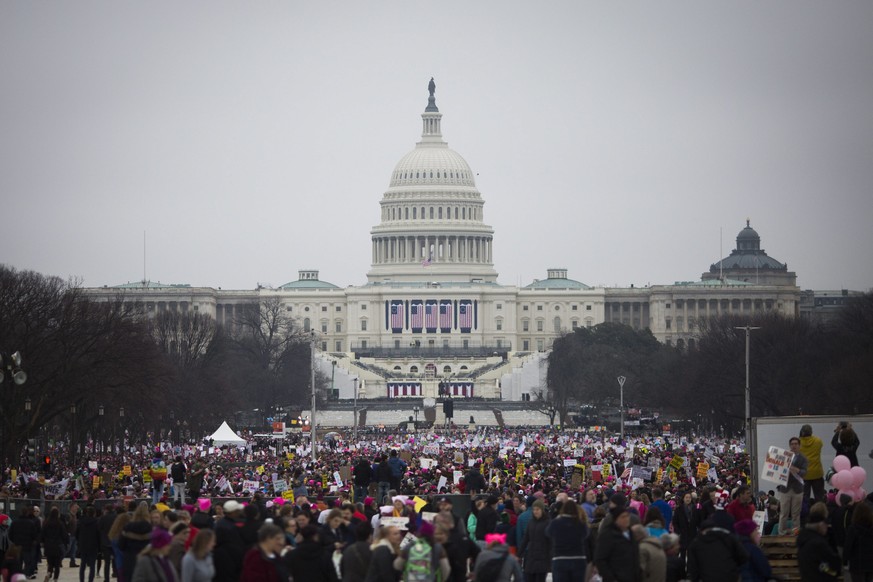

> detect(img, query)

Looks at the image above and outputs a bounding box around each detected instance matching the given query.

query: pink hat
[197,498,211,512]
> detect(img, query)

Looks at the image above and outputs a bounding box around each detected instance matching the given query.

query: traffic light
[27,439,38,466]
[42,455,52,473]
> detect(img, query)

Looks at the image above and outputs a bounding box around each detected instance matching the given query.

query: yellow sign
[256,465,265,475]
[286,452,294,460]
[92,476,101,489]
[123,466,132,476]
[11,469,17,481]
[516,463,525,480]
[669,456,685,471]
[282,490,295,502]
[656,468,664,483]
[143,472,152,483]
[413,496,428,513]
[602,463,611,477]
[696,462,710,480]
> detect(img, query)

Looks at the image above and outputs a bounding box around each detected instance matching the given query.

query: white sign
[453,470,463,485]
[761,446,794,486]
[437,476,448,492]
[420,458,435,470]
[273,479,288,493]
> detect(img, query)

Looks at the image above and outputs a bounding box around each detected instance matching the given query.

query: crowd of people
[0,421,869,581]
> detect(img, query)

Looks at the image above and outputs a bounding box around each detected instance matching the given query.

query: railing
[352,345,510,359]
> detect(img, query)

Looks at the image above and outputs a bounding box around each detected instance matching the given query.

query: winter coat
[638,536,666,582]
[594,524,640,582]
[472,545,523,582]
[545,515,587,559]
[797,527,841,581]
[363,541,399,582]
[832,432,860,467]
[40,520,69,561]
[475,506,499,541]
[686,528,748,582]
[739,537,772,582]
[241,547,285,582]
[520,514,551,573]
[341,540,372,582]
[119,521,153,582]
[843,523,873,575]
[8,516,39,549]
[212,517,246,582]
[131,555,180,582]
[77,515,102,557]
[285,539,335,582]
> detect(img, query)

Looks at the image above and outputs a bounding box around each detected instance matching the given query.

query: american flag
[390,303,404,330]
[421,253,432,267]
[439,302,452,330]
[410,303,423,330]
[459,303,472,328]
[425,302,438,330]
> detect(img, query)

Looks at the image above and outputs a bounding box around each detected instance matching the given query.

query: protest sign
[761,446,794,486]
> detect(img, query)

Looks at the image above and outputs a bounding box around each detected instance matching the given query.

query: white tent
[209,421,246,446]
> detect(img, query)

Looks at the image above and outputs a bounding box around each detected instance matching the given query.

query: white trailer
[751,414,873,493]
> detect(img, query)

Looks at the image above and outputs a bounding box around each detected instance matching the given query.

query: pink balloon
[856,487,867,502]
[833,455,852,473]
[851,466,867,488]
[832,469,852,491]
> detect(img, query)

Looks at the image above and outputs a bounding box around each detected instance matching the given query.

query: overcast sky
[2,2,872,292]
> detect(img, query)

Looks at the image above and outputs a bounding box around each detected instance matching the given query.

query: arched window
[410,365,419,374]
[405,208,409,219]
[429,207,434,219]
[443,365,452,374]
[303,318,310,332]
[454,207,458,219]
[554,316,561,332]
[413,207,417,219]
[462,208,466,219]
[438,207,443,219]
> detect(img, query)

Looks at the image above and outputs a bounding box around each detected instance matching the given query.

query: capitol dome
[366,79,498,284]
[389,147,476,188]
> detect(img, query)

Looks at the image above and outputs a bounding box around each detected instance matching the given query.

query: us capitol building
[86,81,800,408]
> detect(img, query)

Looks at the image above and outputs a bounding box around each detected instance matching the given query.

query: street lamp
[24,397,31,412]
[617,376,627,442]
[413,406,420,425]
[734,325,761,454]
[310,332,317,464]
[119,407,125,456]
[352,378,359,442]
[0,351,27,468]
[98,404,104,453]
[70,404,77,466]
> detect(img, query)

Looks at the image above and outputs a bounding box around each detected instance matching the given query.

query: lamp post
[0,351,27,468]
[70,404,77,466]
[352,378,359,442]
[734,325,761,453]
[617,375,627,443]
[97,404,104,453]
[413,406,420,425]
[310,332,317,464]
[119,407,125,457]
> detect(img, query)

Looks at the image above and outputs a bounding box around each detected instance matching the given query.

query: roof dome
[390,147,476,188]
[737,220,760,243]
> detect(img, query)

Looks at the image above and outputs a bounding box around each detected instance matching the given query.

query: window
[394,340,400,348]
[360,320,367,331]
[335,321,342,333]
[361,304,367,310]
[536,339,544,351]
[438,207,443,219]
[393,366,402,371]
[429,207,434,219]
[360,340,367,348]
[554,317,561,332]
[304,306,310,312]
[336,306,341,312]
[536,320,544,332]
[443,365,452,374]
[666,303,671,309]
[410,366,419,373]
[443,339,449,348]
[286,305,292,312]
[522,320,529,332]
[496,339,503,348]
[321,322,328,333]
[523,305,529,311]
[321,306,327,312]
[321,342,327,351]
[335,341,342,351]
[496,304,502,310]
[572,320,578,329]
[522,340,529,350]
[496,320,503,331]
[463,340,469,349]
[522,393,531,402]
[554,305,560,311]
[586,305,592,311]
[537,305,543,311]
[665,319,672,330]
[572,305,578,311]
[303,318,311,332]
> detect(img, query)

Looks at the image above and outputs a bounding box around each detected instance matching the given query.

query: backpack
[476,553,510,582]
[403,537,436,582]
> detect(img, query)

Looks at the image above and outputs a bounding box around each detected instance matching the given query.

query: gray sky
[2,2,872,292]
